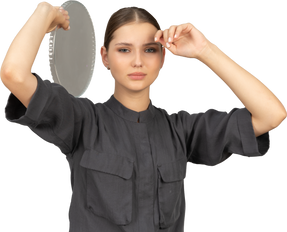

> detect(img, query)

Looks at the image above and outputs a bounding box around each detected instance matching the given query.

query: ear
[98,43,109,71]
[161,47,168,71]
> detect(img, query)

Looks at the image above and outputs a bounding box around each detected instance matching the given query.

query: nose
[133,51,148,66]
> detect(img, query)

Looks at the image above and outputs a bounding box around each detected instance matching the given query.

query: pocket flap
[157,157,187,182]
[80,150,134,180]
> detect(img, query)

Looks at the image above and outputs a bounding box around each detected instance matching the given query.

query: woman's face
[101,22,165,93]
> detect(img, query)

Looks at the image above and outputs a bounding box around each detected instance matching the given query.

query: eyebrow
[115,42,160,47]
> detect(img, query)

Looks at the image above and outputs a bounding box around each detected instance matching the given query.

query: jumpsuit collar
[104,94,155,123]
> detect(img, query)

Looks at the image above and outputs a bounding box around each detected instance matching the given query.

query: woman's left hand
[154,23,210,59]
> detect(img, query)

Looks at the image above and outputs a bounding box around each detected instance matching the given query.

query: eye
[119,48,157,53]
[119,48,128,53]
[147,48,156,53]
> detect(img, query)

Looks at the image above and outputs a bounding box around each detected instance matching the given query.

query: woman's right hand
[39,2,70,33]
[47,5,70,33]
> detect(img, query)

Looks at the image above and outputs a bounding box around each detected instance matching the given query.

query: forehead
[111,23,158,43]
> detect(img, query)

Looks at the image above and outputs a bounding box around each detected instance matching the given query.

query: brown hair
[104,7,161,51]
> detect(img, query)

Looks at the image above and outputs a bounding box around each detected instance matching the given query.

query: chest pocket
[80,150,134,226]
[157,157,187,229]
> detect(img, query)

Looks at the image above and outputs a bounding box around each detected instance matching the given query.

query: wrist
[196,41,218,64]
[36,2,56,21]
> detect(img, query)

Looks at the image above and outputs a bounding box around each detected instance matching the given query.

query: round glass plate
[46,0,99,97]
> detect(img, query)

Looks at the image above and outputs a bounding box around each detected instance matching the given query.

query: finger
[154,30,163,42]
[168,25,177,43]
[155,30,166,48]
[59,9,69,17]
[172,25,180,41]
[175,23,193,39]
[54,3,61,10]
[174,25,183,39]
[63,19,70,30]
[163,29,169,47]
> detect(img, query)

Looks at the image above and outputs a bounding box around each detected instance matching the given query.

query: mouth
[128,75,146,80]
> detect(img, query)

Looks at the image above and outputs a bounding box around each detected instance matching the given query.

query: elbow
[1,65,24,85]
[282,107,287,120]
[0,66,13,85]
[273,111,287,128]
[282,111,287,123]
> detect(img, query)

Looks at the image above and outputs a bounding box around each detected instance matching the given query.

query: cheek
[150,60,161,74]
[109,57,129,77]
[145,55,162,70]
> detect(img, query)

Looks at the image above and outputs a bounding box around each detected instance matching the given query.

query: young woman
[1,2,286,232]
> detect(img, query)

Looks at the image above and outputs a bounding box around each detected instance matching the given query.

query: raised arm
[0,2,70,108]
[0,3,55,108]
[196,42,286,137]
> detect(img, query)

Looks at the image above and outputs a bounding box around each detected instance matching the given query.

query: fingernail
[59,7,63,10]
[166,42,170,48]
[168,37,172,42]
[68,26,70,30]
[174,34,177,38]
[154,37,157,41]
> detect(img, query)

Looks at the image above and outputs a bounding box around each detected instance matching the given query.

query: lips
[128,72,146,76]
[128,72,147,80]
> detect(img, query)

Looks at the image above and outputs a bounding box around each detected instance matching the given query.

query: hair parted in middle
[103,7,162,52]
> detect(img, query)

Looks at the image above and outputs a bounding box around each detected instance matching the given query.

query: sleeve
[172,108,270,166]
[5,73,96,156]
